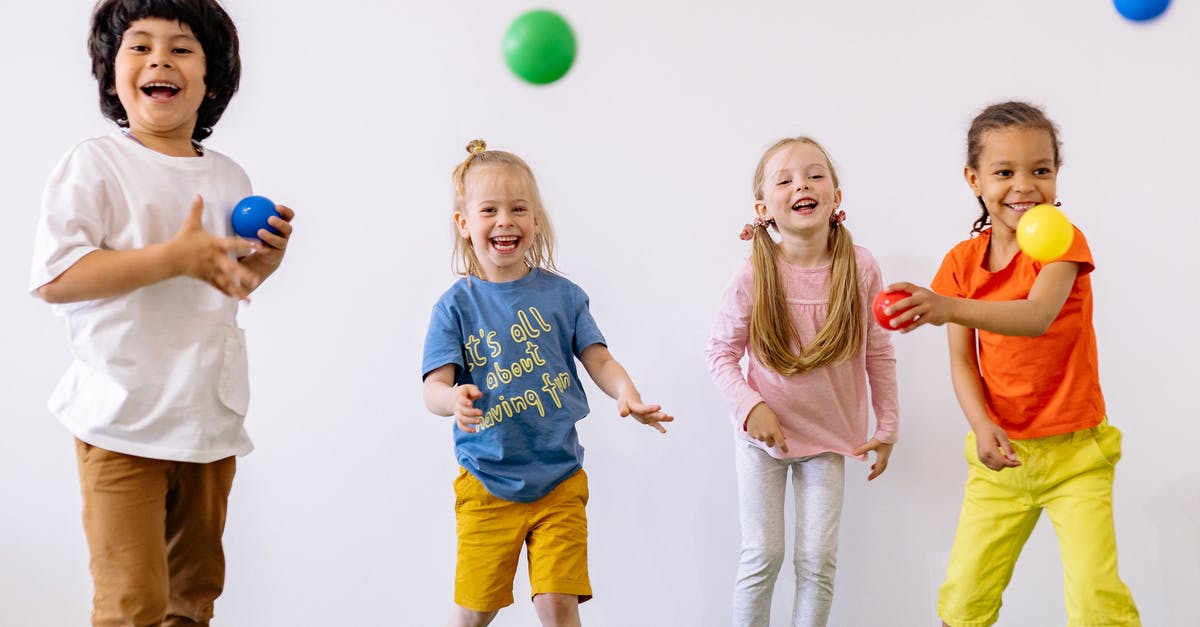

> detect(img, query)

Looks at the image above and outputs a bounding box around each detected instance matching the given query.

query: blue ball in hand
[231,195,281,239]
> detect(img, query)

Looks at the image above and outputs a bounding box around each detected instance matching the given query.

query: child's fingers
[868,458,888,480]
[274,203,296,222]
[220,236,258,258]
[185,194,205,226]
[885,281,919,295]
[852,439,878,456]
[777,433,789,454]
[627,401,662,416]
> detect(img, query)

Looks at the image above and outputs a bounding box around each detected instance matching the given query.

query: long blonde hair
[450,139,558,278]
[747,137,863,376]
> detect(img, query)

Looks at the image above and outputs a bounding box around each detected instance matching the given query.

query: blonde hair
[747,137,863,376]
[450,139,558,278]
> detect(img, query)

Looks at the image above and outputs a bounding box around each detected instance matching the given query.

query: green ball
[502,10,576,85]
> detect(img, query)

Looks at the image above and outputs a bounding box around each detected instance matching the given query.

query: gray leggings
[733,441,845,627]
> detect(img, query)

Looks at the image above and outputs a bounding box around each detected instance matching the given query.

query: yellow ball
[1016,204,1074,262]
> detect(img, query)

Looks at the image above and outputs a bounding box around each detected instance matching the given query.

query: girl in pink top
[706,137,899,626]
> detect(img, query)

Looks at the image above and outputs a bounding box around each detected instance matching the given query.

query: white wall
[2,1,1197,625]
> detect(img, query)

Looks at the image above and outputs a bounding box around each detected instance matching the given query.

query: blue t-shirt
[422,269,605,502]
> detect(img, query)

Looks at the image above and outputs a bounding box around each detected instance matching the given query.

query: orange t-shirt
[931,227,1105,439]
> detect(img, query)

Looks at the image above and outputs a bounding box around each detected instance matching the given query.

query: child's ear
[453,211,470,238]
[753,202,768,218]
[963,166,981,194]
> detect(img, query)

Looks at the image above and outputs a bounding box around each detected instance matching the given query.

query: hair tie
[466,139,487,155]
[739,216,775,240]
[830,210,846,226]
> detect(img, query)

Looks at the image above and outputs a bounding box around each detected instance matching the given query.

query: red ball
[872,290,913,331]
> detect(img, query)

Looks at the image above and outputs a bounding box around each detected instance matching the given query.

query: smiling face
[755,141,842,239]
[965,126,1059,236]
[112,18,208,147]
[454,164,542,282]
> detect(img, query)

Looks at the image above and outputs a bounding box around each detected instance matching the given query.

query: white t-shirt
[29,131,255,463]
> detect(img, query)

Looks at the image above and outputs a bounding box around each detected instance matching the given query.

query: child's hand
[238,203,295,282]
[451,384,484,433]
[974,421,1021,471]
[617,397,673,433]
[852,438,893,481]
[168,195,259,300]
[745,403,788,453]
[882,282,953,333]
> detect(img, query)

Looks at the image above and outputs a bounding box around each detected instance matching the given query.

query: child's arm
[422,364,483,433]
[36,195,257,304]
[884,261,1080,336]
[237,204,295,290]
[947,323,1020,471]
[578,344,672,433]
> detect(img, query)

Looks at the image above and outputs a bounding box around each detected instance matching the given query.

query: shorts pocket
[217,326,250,415]
[1091,421,1123,467]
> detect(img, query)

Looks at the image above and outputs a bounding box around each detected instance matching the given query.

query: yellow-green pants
[938,421,1140,627]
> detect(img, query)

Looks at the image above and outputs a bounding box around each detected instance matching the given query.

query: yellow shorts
[453,467,592,612]
[938,420,1140,627]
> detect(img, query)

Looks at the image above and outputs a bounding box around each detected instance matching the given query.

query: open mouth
[140,82,181,102]
[491,235,521,253]
[1006,202,1037,213]
[791,198,818,212]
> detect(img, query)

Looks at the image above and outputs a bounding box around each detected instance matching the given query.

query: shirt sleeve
[421,300,466,381]
[930,246,964,298]
[860,252,899,443]
[29,143,111,295]
[570,283,607,356]
[705,261,764,432]
[1038,225,1094,276]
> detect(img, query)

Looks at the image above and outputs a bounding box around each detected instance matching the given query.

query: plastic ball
[1016,204,1074,262]
[231,195,281,239]
[502,10,577,85]
[1114,0,1170,22]
[872,290,914,331]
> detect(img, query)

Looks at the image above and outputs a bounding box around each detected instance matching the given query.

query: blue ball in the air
[1114,0,1170,21]
[231,195,281,239]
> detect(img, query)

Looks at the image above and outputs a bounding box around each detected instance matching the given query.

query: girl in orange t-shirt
[883,101,1140,627]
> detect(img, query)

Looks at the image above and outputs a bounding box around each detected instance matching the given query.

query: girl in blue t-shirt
[422,139,673,627]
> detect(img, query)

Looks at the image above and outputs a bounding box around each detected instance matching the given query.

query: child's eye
[811,174,824,180]
[129,45,149,52]
[776,179,790,186]
[994,169,1012,177]
[1035,167,1053,176]
[173,47,193,54]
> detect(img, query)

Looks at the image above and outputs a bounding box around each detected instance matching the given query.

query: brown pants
[75,439,236,627]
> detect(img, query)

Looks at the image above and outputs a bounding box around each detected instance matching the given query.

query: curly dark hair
[88,0,240,141]
[965,101,1062,235]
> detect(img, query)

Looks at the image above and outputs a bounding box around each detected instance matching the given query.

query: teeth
[142,82,180,90]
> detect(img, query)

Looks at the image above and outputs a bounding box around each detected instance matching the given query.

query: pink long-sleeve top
[706,246,899,459]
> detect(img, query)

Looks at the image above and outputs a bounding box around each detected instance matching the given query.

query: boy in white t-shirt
[28,1,294,624]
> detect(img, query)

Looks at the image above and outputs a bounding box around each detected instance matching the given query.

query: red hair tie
[739,216,775,240]
[830,210,846,226]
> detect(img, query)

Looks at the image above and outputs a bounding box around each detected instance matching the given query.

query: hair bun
[466,139,487,154]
